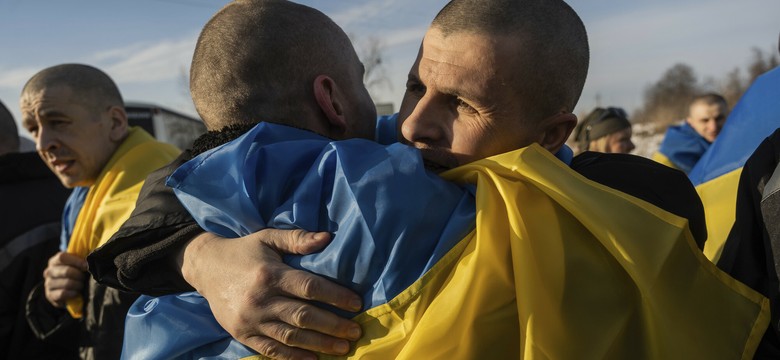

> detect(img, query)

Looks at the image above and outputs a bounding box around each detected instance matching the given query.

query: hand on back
[180,229,364,360]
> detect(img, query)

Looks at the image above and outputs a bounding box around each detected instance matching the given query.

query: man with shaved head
[653,93,730,174]
[20,64,180,359]
[92,0,763,359]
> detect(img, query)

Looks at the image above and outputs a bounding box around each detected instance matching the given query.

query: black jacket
[0,152,76,359]
[718,128,780,358]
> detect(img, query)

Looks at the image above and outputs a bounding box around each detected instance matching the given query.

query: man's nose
[36,127,59,154]
[707,120,719,133]
[399,97,447,145]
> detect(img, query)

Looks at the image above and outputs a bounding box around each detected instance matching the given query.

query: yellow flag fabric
[276,144,765,359]
[697,168,743,262]
[651,151,680,172]
[66,127,180,318]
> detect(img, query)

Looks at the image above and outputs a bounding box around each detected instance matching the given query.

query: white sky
[1,0,777,140]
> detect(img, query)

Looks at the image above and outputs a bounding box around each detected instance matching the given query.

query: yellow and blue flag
[123,123,768,359]
[65,128,179,318]
[689,66,780,262]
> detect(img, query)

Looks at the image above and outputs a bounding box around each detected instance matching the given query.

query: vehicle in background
[125,102,206,150]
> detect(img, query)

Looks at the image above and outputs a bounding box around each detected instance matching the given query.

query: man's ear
[107,105,129,142]
[313,75,348,135]
[538,112,577,153]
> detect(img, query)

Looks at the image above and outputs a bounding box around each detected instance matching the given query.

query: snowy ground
[632,122,664,159]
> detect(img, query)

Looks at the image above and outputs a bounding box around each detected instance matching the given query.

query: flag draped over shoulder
[65,127,179,318]
[653,122,711,174]
[689,66,780,262]
[315,145,768,359]
[124,123,768,359]
[122,123,476,360]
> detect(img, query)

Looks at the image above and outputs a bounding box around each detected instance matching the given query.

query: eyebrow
[36,109,70,119]
[408,72,475,101]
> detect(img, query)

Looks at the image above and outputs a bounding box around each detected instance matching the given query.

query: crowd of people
[1,0,779,359]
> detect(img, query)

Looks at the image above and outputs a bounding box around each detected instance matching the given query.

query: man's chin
[58,175,91,189]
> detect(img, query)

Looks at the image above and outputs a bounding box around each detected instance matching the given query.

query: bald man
[653,93,730,174]
[20,64,180,359]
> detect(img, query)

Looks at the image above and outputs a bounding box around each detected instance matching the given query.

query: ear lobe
[539,112,577,153]
[107,106,128,142]
[313,75,348,135]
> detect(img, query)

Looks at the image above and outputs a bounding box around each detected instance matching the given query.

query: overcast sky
[1,0,778,140]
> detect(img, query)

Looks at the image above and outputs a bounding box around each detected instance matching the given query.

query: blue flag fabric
[122,123,476,359]
[168,123,477,309]
[59,186,88,251]
[657,122,711,174]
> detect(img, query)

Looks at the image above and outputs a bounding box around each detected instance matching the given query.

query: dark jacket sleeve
[88,151,202,296]
[25,283,80,347]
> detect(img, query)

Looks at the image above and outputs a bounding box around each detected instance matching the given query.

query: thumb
[252,228,332,255]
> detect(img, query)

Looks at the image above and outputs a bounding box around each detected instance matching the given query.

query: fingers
[240,334,319,360]
[43,269,86,307]
[43,281,83,307]
[43,252,87,307]
[268,299,362,343]
[254,228,332,255]
[279,268,362,313]
[48,251,88,271]
[246,320,354,359]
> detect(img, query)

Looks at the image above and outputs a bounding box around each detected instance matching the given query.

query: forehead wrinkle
[419,31,503,105]
[418,55,493,104]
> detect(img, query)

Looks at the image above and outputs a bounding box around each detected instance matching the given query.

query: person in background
[573,106,635,154]
[0,99,75,359]
[653,93,729,174]
[20,64,180,360]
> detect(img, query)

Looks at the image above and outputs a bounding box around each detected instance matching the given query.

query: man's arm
[88,150,364,359]
[88,150,202,294]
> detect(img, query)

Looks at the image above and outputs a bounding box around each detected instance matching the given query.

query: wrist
[178,231,211,291]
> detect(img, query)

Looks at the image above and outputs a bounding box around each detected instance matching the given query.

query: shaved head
[432,0,589,118]
[191,0,365,130]
[21,63,124,111]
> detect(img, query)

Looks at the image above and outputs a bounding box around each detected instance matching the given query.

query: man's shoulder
[571,151,706,248]
[650,151,680,170]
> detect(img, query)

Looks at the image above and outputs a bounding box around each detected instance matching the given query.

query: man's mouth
[417,148,458,173]
[51,159,75,173]
[423,158,451,173]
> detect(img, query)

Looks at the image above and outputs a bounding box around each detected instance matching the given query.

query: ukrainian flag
[689,66,780,262]
[124,123,768,359]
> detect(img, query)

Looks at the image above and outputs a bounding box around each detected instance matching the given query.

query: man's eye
[406,82,426,95]
[455,98,477,114]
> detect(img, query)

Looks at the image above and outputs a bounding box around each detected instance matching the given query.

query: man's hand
[43,252,88,308]
[179,229,363,360]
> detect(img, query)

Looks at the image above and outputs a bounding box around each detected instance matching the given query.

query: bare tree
[633,63,700,129]
[350,34,392,101]
[720,67,746,107]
